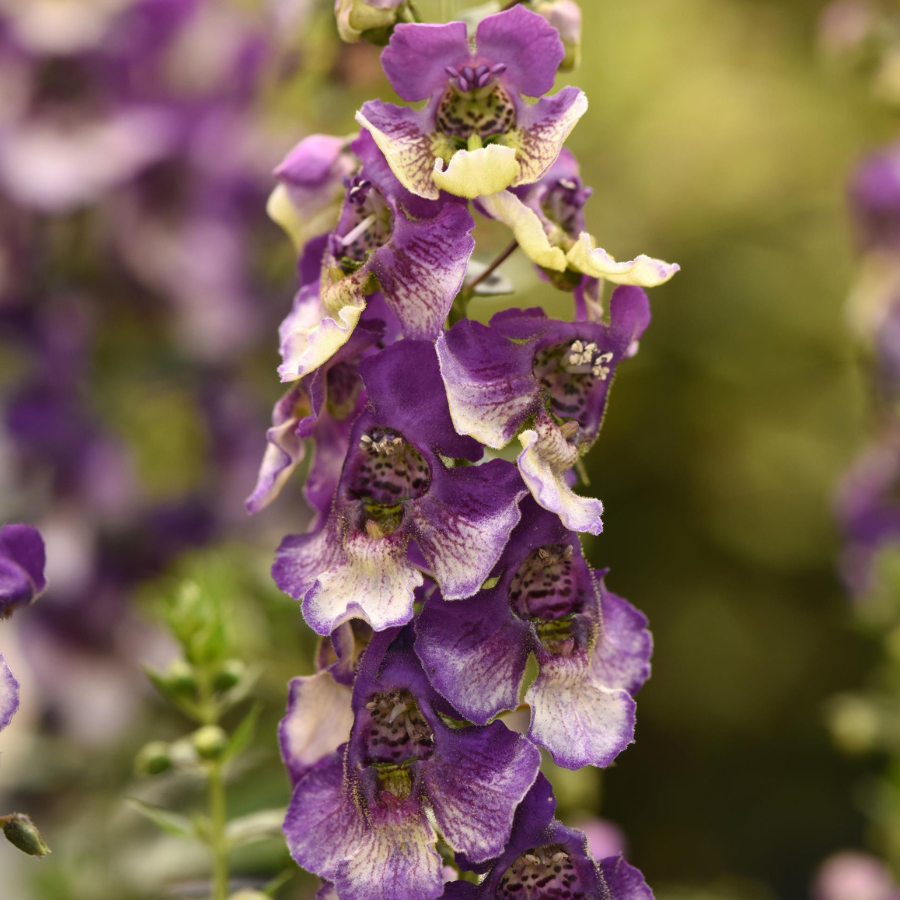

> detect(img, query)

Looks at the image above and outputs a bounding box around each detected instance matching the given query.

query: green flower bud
[213,659,246,693]
[2,813,51,857]
[335,0,404,44]
[164,659,197,695]
[135,741,173,776]
[533,0,582,71]
[193,725,229,760]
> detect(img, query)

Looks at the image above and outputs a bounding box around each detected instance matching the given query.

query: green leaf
[225,808,286,848]
[126,798,196,840]
[223,704,262,762]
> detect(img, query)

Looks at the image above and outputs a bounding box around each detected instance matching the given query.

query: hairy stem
[467,240,519,293]
[447,241,519,327]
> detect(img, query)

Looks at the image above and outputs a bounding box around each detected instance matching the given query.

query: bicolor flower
[267,133,358,252]
[280,620,372,784]
[0,655,19,733]
[316,131,476,341]
[274,340,527,635]
[416,499,651,769]
[335,0,406,44]
[283,628,541,900]
[445,774,654,900]
[247,299,389,516]
[479,148,679,298]
[0,524,47,619]
[356,5,588,200]
[436,287,651,534]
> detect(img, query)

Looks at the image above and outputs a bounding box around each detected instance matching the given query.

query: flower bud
[2,813,51,857]
[135,741,173,776]
[193,725,229,760]
[335,0,405,44]
[229,893,270,900]
[533,0,581,71]
[164,660,197,695]
[213,659,246,693]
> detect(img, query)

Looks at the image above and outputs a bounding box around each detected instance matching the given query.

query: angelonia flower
[255,2,678,896]
[813,853,900,900]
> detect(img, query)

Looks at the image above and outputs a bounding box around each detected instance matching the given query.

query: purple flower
[273,339,527,634]
[850,143,900,252]
[436,287,651,533]
[0,524,47,619]
[280,621,372,784]
[247,294,388,515]
[316,131,476,341]
[445,774,653,900]
[835,432,900,594]
[813,853,900,900]
[416,499,651,768]
[356,5,588,200]
[480,149,679,298]
[0,654,19,733]
[268,133,358,252]
[283,628,540,900]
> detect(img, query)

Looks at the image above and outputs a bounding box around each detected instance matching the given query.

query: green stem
[208,762,229,900]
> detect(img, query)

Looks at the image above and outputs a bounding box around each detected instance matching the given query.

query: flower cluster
[252,4,678,898]
[0,523,50,857]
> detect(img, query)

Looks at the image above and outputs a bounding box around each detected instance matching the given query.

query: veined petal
[303,529,424,635]
[436,321,539,449]
[357,103,439,201]
[479,190,567,271]
[416,591,528,725]
[432,146,520,200]
[422,720,540,863]
[0,654,19,732]
[280,673,354,784]
[592,584,652,697]
[267,183,342,253]
[278,285,365,383]
[246,385,310,514]
[284,754,365,880]
[567,232,680,287]
[372,203,475,340]
[513,87,588,188]
[411,460,526,600]
[526,650,635,769]
[517,418,603,535]
[336,799,443,900]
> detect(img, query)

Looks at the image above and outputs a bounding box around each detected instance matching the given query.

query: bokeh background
[0,0,886,897]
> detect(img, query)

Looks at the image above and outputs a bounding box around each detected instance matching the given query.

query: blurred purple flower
[0,523,47,619]
[814,853,900,900]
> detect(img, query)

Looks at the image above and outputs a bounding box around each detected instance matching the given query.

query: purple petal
[381,21,471,102]
[0,524,47,618]
[246,385,310,514]
[304,411,356,527]
[599,855,655,900]
[356,102,439,201]
[279,673,354,785]
[0,654,20,732]
[284,753,366,880]
[411,459,526,600]
[359,340,483,462]
[609,286,652,353]
[474,5,564,98]
[372,203,475,340]
[526,649,635,769]
[416,588,528,725]
[436,320,540,448]
[421,720,540,863]
[592,582,652,697]
[275,134,355,193]
[513,87,588,188]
